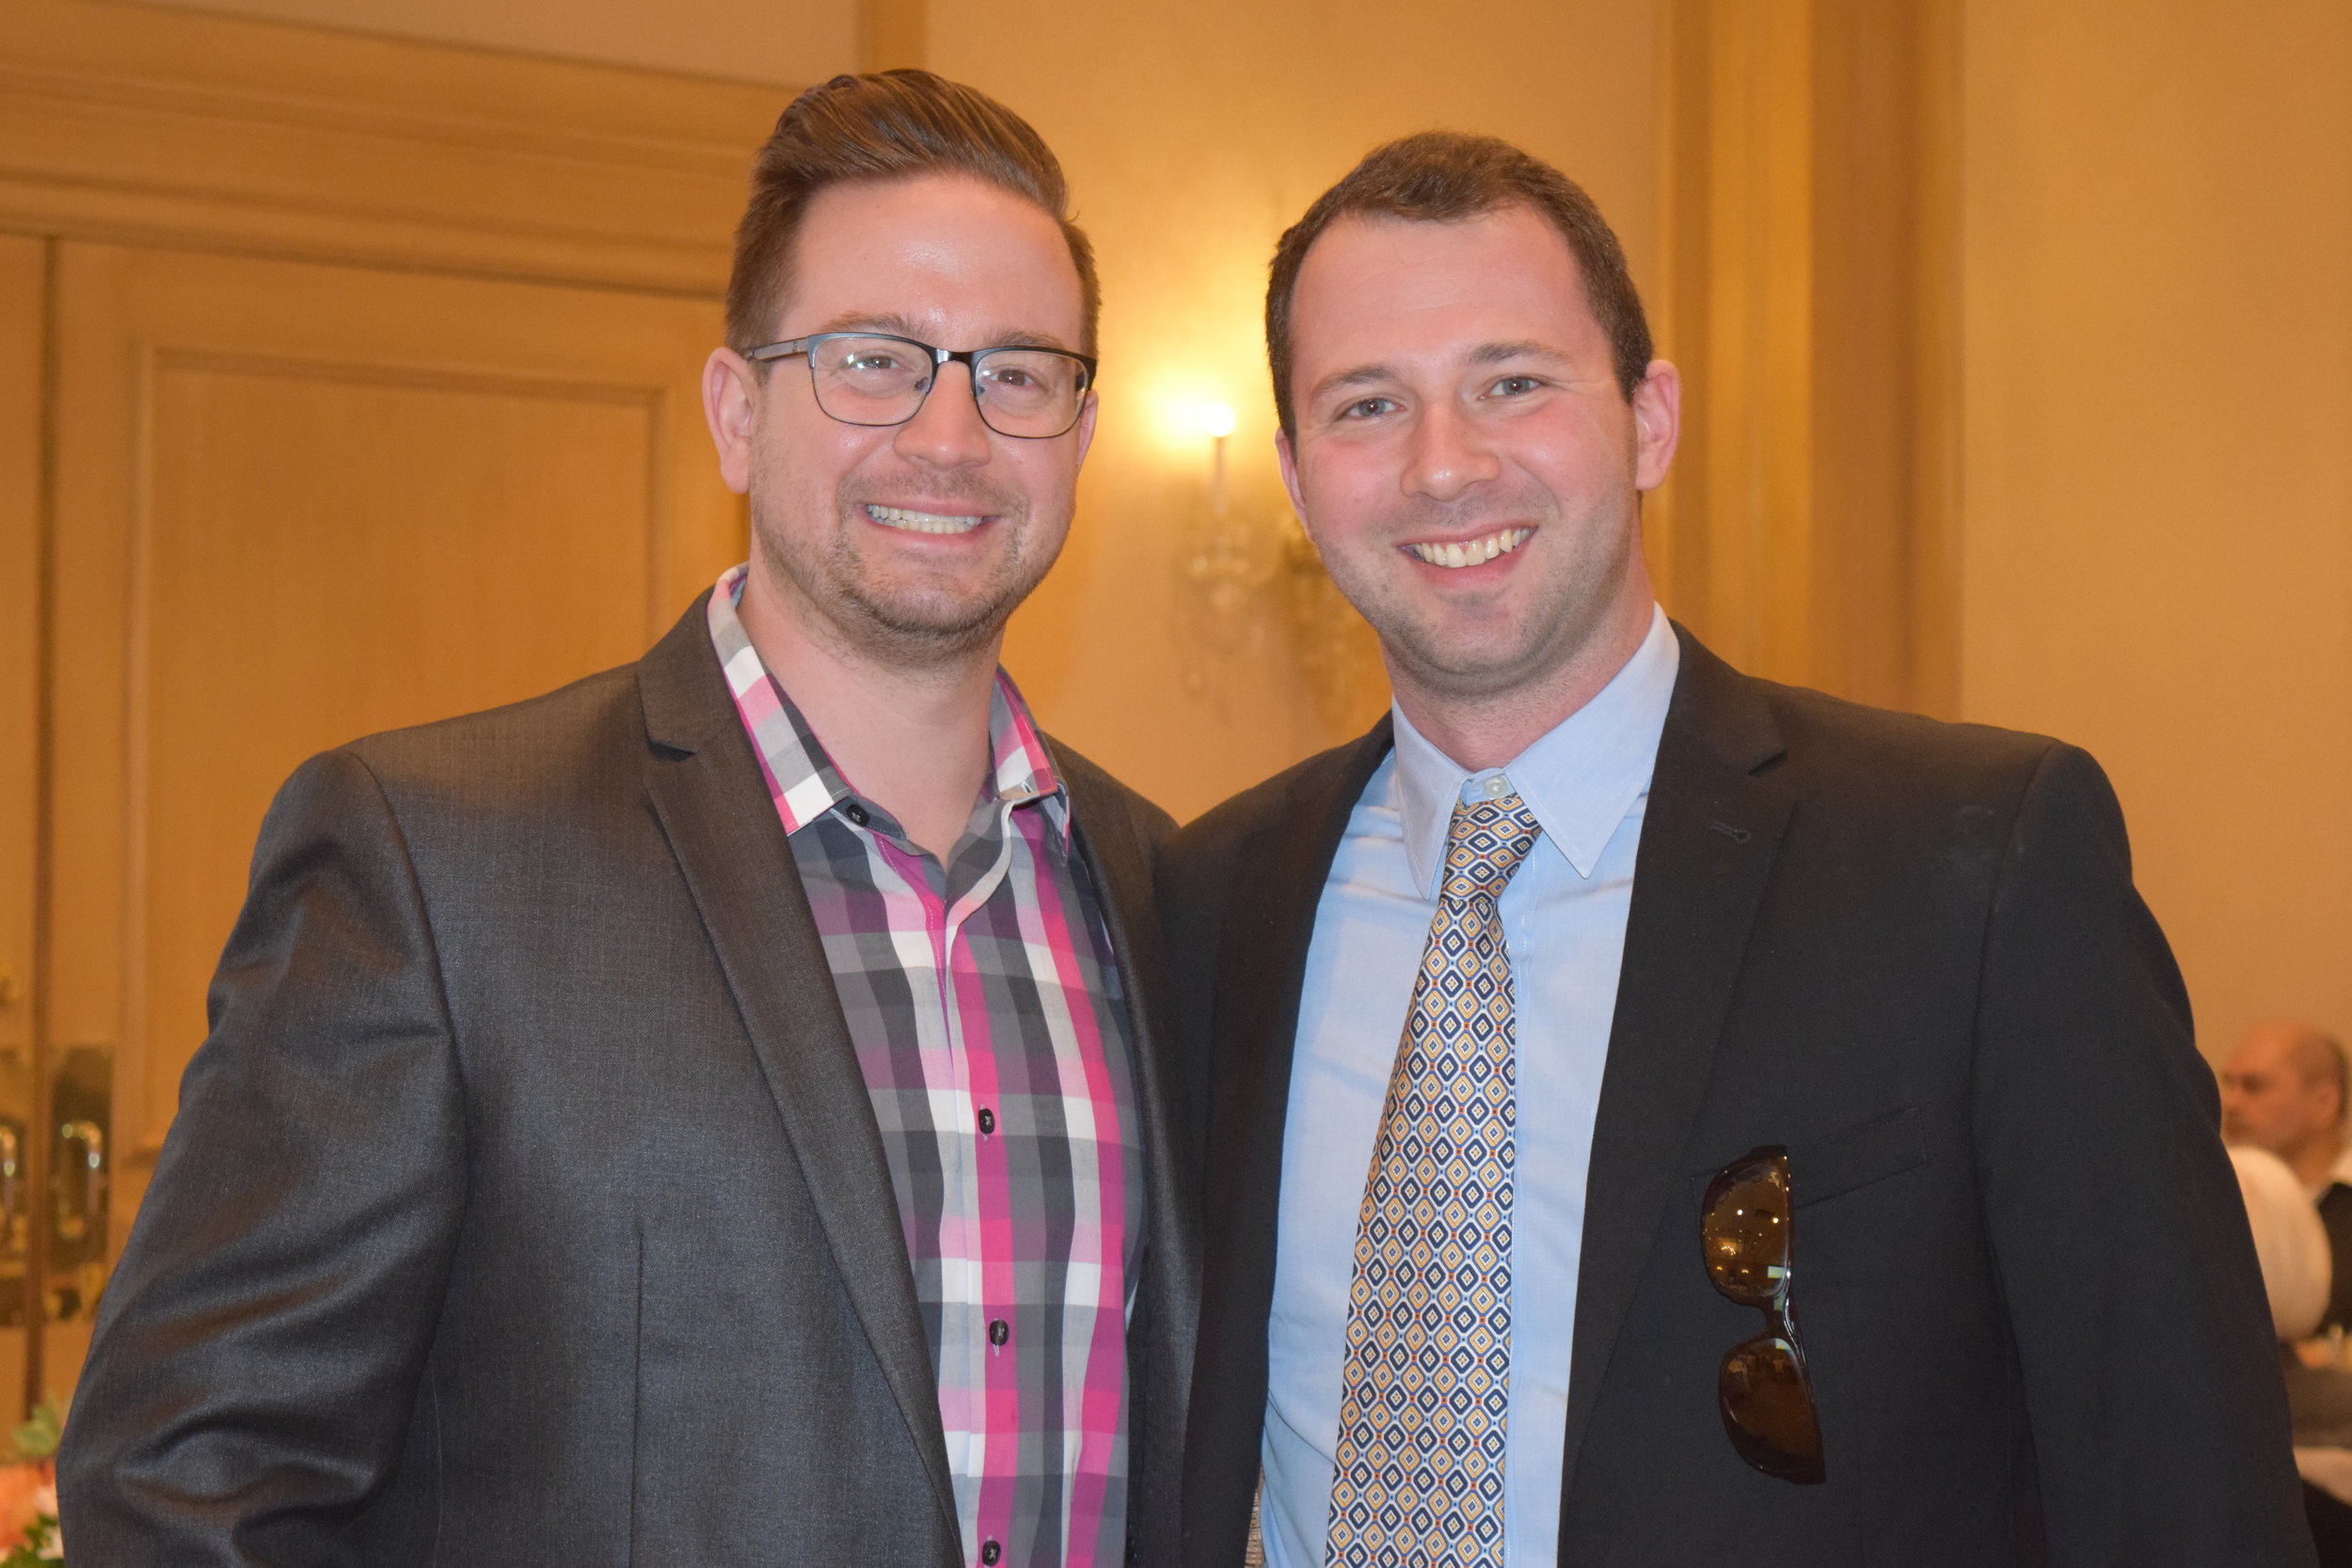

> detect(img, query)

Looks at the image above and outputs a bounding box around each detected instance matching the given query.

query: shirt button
[980,1543,1002,1566]
[1485,775,1510,799]
[977,1107,996,1136]
[842,801,869,826]
[988,1318,1009,1347]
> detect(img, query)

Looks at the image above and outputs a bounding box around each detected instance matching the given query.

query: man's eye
[844,353,902,372]
[1337,396,1396,420]
[1488,375,1546,398]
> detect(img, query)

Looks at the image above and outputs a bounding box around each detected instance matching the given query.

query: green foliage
[0,1509,56,1567]
[6,1403,59,1465]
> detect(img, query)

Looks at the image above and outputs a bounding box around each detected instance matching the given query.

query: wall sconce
[1173,403,1280,704]
[1170,401,1388,726]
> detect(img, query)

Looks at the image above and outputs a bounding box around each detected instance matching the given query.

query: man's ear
[1277,427,1311,537]
[1072,389,1099,468]
[1630,357,1682,492]
[703,347,760,496]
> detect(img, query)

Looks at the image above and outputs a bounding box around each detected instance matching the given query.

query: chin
[844,578,1032,651]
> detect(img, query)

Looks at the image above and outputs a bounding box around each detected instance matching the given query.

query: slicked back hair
[1266,131,1652,437]
[725,70,1098,359]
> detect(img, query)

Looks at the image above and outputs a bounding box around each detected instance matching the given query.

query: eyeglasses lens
[808,336,930,422]
[808,336,1084,437]
[971,350,1084,435]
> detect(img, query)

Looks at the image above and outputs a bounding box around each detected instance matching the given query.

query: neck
[736,562,1001,863]
[1391,583,1657,773]
[2291,1130,2346,1193]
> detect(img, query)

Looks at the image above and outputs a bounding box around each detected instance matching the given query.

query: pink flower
[0,1460,55,1548]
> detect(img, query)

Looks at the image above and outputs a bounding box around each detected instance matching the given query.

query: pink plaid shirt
[708,568,1139,1568]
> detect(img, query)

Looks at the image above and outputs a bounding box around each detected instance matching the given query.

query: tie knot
[1438,791,1542,906]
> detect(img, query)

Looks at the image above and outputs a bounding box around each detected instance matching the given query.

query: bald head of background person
[2225,1020,2352,1338]
[2225,1020,2352,1193]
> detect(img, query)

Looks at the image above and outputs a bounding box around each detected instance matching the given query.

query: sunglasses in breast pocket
[1702,1145,1825,1484]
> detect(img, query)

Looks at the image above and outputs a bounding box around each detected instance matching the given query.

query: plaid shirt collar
[707,564,1070,848]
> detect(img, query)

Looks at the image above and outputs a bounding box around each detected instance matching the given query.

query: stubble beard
[1322,481,1643,704]
[748,473,1059,670]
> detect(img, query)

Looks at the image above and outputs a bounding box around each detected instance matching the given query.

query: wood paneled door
[34,241,740,1404]
[0,236,47,1424]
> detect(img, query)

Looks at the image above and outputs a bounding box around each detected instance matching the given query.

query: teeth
[1407,528,1532,568]
[866,503,984,535]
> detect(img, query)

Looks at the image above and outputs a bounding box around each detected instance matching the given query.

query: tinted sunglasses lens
[1702,1150,1791,1307]
[1719,1333,1825,1484]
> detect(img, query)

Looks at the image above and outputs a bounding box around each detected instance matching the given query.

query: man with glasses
[1165,132,2310,1566]
[61,71,1192,1568]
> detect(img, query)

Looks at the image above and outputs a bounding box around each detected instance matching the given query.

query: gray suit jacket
[59,595,1199,1567]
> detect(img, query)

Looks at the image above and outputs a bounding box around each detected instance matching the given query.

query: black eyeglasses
[743,331,1097,439]
[1701,1146,1825,1484]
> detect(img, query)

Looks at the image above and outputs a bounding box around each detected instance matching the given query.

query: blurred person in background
[2233,1144,2352,1567]
[2227,1021,2352,1330]
[2234,1144,2332,1345]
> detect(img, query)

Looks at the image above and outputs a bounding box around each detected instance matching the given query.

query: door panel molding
[0,0,787,293]
[46,244,740,1408]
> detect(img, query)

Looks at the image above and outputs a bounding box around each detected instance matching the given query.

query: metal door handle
[0,1123,19,1254]
[56,1120,103,1245]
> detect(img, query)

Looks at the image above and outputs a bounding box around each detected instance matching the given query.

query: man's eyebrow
[988,328,1080,353]
[1308,341,1574,404]
[1307,363,1397,404]
[803,312,1078,353]
[807,310,928,340]
[1467,340,1567,365]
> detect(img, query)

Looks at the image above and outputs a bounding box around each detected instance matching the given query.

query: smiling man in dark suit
[60,71,1192,1568]
[1163,131,2311,1567]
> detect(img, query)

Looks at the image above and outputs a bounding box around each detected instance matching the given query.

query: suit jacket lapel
[1561,627,1792,1495]
[1192,720,1394,1525]
[1052,744,1198,1559]
[633,597,958,1532]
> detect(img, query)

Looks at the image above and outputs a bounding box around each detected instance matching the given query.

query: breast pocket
[1788,1105,1928,1209]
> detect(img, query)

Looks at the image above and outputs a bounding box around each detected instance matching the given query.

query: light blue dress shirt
[1262,606,1679,1568]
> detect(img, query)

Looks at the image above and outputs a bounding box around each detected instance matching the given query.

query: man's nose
[893,362,993,468]
[1401,404,1501,503]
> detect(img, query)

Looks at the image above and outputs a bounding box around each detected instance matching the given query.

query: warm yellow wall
[931,1,1661,821]
[1959,0,2352,1059]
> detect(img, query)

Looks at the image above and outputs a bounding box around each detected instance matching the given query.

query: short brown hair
[1266,131,1653,436]
[726,70,1099,357]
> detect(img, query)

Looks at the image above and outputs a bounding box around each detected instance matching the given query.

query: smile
[1404,528,1533,569]
[866,503,985,535]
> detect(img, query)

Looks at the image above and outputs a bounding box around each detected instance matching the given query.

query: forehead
[1288,204,1599,369]
[2231,1033,2305,1080]
[781,172,1083,342]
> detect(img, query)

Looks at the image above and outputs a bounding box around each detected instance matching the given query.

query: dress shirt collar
[1391,603,1679,895]
[706,563,1068,847]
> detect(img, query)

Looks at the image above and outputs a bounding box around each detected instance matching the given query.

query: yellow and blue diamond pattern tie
[1326,789,1542,1568]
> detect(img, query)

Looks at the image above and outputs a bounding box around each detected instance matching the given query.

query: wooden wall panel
[1651,0,1959,715]
[45,241,740,1397]
[0,0,780,293]
[0,234,43,1424]
[0,240,39,1060]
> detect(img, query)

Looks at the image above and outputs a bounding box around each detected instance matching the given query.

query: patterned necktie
[1326,789,1542,1568]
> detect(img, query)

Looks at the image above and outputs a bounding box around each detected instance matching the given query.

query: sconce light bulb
[1201,403,1237,439]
